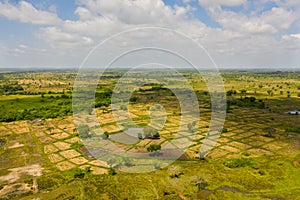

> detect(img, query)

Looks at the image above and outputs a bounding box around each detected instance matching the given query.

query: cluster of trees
[138,84,167,92]
[147,144,161,152]
[95,90,112,108]
[0,95,73,122]
[0,104,72,122]
[0,83,23,95]
[0,88,114,122]
[227,96,266,110]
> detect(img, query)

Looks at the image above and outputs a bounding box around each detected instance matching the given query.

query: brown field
[54,142,71,150]
[48,153,65,163]
[59,149,81,159]
[69,156,88,165]
[56,161,76,171]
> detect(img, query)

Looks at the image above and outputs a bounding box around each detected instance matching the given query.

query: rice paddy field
[0,69,300,199]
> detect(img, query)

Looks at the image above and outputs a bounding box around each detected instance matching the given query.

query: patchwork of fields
[0,70,300,199]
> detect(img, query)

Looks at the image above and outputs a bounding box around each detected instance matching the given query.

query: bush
[74,170,85,179]
[285,126,300,134]
[147,144,161,152]
[242,151,251,156]
[37,175,63,190]
[108,168,116,175]
[70,141,84,149]
[228,97,265,109]
[224,158,259,169]
[100,132,109,140]
[221,128,228,133]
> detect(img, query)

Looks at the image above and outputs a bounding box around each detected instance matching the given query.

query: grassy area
[0,94,72,122]
[0,69,300,199]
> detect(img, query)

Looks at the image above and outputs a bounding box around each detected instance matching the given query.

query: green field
[0,69,300,199]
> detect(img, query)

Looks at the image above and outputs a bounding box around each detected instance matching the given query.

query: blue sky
[0,0,299,68]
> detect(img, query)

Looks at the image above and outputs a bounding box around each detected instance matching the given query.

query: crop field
[0,70,300,199]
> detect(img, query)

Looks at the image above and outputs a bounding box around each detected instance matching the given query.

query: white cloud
[74,7,94,21]
[198,0,247,7]
[0,1,61,25]
[206,4,298,35]
[282,33,300,41]
[75,0,191,24]
[182,0,196,3]
[207,7,277,35]
[262,7,296,30]
[38,27,94,51]
[0,0,299,68]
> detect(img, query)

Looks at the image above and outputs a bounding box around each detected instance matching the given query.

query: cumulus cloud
[182,0,195,3]
[206,3,298,35]
[262,7,297,30]
[198,0,247,7]
[74,7,94,21]
[75,0,191,24]
[38,27,94,51]
[0,1,61,25]
[0,0,299,68]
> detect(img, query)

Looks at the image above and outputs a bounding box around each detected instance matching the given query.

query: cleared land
[0,70,299,199]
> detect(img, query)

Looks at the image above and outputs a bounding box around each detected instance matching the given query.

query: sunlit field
[0,69,299,199]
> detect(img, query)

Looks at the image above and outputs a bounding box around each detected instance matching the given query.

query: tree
[147,144,161,152]
[138,133,143,140]
[101,132,109,139]
[221,128,228,133]
[130,96,138,102]
[152,131,160,139]
[249,96,256,103]
[108,168,116,175]
[240,89,247,98]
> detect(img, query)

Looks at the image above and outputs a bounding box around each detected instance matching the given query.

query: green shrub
[221,128,228,133]
[285,126,300,134]
[224,158,259,169]
[147,144,161,152]
[242,151,251,156]
[70,141,84,149]
[37,175,63,190]
[108,168,116,175]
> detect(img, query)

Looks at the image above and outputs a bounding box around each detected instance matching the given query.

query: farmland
[0,69,300,199]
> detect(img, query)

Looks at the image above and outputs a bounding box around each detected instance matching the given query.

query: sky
[0,0,299,69]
